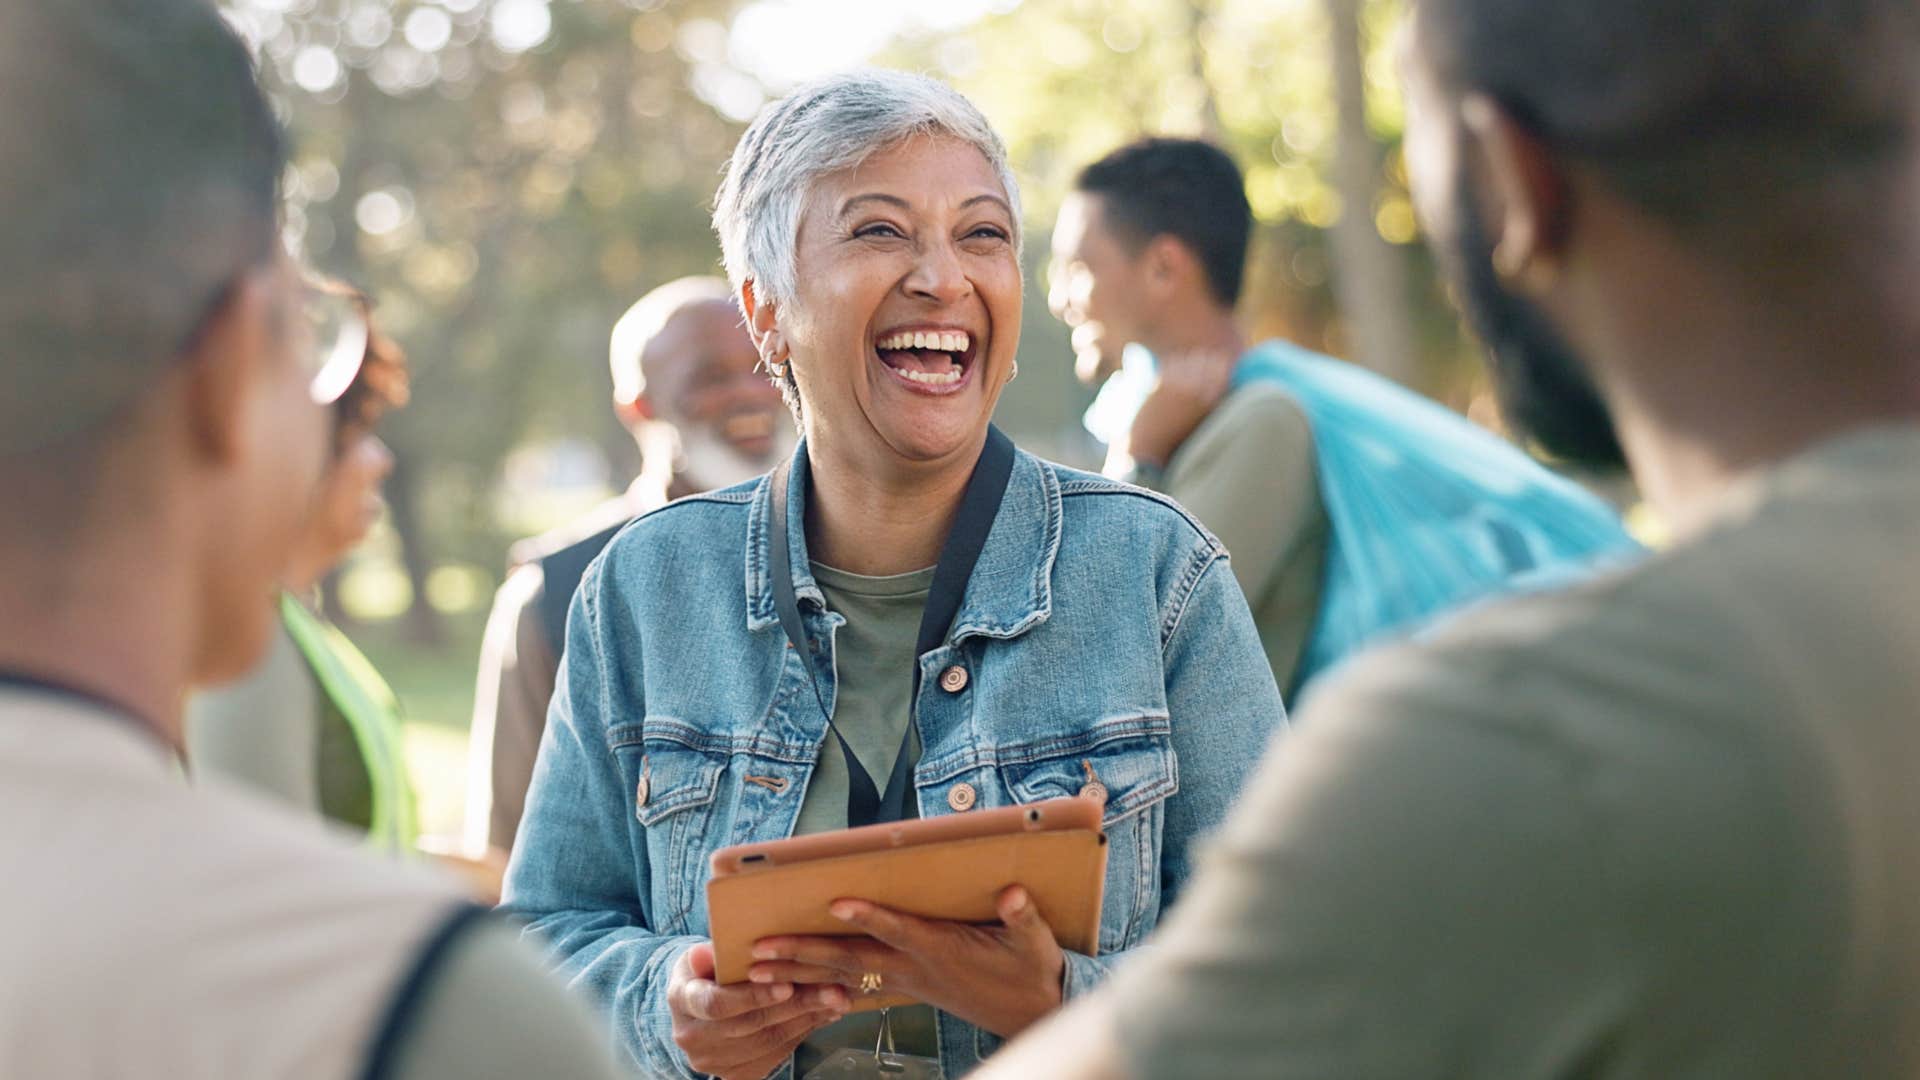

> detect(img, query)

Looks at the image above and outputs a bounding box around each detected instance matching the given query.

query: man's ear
[739,279,788,366]
[1142,234,1195,300]
[1461,93,1572,291]
[181,270,276,465]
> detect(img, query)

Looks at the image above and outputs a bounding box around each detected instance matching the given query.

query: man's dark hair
[0,0,287,456]
[1415,0,1920,230]
[1074,137,1252,307]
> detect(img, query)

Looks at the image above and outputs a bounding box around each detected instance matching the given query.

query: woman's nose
[903,240,974,304]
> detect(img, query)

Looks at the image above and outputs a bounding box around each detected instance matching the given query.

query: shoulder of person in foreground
[978,545,1846,1079]
[377,913,627,1080]
[182,783,627,1080]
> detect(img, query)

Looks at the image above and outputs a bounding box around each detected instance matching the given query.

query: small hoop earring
[1009,360,1020,381]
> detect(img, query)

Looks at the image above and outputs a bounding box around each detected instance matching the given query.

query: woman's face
[779,134,1022,471]
[304,425,393,571]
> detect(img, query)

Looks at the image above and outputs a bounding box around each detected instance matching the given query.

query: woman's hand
[747,885,1066,1039]
[1125,348,1237,470]
[667,941,851,1080]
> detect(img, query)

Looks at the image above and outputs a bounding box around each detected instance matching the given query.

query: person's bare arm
[971,994,1129,1080]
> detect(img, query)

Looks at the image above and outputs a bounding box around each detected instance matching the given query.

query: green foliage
[226,0,749,582]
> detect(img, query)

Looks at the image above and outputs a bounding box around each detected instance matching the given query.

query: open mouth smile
[873,327,980,396]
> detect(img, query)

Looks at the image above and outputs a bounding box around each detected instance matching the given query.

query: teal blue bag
[1088,340,1641,698]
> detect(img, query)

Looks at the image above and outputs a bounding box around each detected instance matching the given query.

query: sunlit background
[218,0,1541,841]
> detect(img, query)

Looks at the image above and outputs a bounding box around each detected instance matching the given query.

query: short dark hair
[0,0,287,456]
[1074,137,1252,307]
[1414,0,1920,227]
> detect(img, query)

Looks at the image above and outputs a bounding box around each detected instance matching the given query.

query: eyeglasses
[303,276,370,406]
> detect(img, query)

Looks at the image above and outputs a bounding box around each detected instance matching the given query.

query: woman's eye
[967,226,1010,242]
[856,223,906,240]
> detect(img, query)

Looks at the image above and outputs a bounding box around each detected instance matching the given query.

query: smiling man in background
[467,275,793,853]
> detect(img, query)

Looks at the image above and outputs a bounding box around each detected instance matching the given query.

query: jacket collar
[745,436,1059,642]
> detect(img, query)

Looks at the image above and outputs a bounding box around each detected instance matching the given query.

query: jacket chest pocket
[999,727,1177,953]
[612,733,726,935]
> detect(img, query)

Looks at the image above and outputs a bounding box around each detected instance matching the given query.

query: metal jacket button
[634,759,651,818]
[947,783,978,812]
[939,665,969,693]
[1079,760,1107,806]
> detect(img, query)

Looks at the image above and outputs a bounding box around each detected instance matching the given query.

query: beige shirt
[1107,423,1920,1077]
[0,689,624,1080]
[1148,382,1328,695]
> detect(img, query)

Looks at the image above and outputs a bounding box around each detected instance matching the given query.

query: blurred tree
[1324,0,1418,383]
[223,0,748,640]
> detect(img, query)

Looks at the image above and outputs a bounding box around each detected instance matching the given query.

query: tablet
[706,796,1108,1012]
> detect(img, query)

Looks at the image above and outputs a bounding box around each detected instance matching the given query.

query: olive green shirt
[1106,423,1920,1078]
[1138,382,1328,696]
[795,562,939,1070]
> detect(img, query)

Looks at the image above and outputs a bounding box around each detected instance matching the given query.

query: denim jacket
[502,443,1288,1078]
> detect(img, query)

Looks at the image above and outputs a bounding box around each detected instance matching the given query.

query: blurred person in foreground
[187,299,421,851]
[187,308,508,899]
[0,3,624,1076]
[982,0,1920,1076]
[1051,136,1636,701]
[502,69,1282,1080]
[466,275,792,853]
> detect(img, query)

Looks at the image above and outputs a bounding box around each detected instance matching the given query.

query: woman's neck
[802,436,982,576]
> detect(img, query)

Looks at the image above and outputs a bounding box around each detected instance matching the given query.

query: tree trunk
[1323,0,1420,385]
[1185,0,1227,141]
[383,450,444,646]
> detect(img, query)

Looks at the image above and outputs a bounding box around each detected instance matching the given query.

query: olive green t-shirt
[1105,423,1920,1077]
[1146,380,1329,696]
[795,562,939,1071]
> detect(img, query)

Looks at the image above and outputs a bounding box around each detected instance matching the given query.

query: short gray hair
[712,69,1022,310]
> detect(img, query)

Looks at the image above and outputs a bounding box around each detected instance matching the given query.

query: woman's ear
[1461,94,1572,293]
[739,279,790,372]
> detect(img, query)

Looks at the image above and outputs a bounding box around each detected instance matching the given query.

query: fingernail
[829,901,858,921]
[752,944,777,960]
[749,969,773,983]
[1009,890,1028,914]
[770,983,793,1001]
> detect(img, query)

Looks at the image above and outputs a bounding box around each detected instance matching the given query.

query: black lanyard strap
[767,425,1016,828]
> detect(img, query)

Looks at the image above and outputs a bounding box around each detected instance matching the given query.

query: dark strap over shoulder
[532,519,632,659]
[769,426,1016,828]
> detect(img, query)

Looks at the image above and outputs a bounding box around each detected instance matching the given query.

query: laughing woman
[503,70,1285,1080]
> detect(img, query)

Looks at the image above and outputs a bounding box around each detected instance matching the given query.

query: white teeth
[898,368,963,385]
[876,330,972,354]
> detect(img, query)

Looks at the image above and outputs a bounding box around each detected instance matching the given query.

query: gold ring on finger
[859,971,883,995]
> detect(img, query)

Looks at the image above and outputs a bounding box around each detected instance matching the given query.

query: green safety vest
[278,593,419,853]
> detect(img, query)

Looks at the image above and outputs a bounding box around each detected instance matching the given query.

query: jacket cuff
[1061,949,1115,1002]
[636,939,705,1080]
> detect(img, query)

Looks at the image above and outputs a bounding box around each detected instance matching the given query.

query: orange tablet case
[706,796,1108,1012]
